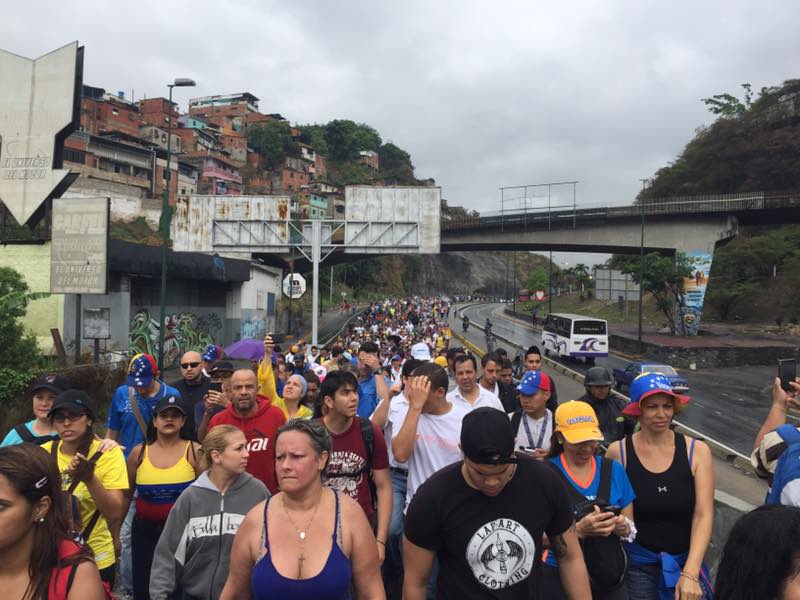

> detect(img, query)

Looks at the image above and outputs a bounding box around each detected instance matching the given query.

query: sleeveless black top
[624,432,696,554]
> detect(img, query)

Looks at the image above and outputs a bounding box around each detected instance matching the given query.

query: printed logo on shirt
[326,450,366,499]
[466,518,535,590]
[247,437,270,452]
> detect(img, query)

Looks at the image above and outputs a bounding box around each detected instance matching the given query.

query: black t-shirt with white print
[404,455,574,600]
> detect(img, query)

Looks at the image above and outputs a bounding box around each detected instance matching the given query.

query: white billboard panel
[344,186,440,254]
[50,196,109,294]
[172,195,291,252]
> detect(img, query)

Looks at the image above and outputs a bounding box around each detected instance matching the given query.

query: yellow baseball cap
[555,401,604,444]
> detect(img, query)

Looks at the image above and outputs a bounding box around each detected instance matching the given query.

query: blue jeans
[626,564,708,600]
[120,497,136,594]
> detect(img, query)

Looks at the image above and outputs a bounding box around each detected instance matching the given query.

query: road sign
[283,273,307,299]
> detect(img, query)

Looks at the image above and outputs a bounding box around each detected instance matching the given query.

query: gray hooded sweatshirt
[149,470,268,600]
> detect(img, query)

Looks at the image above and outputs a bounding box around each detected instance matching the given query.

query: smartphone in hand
[779,358,797,393]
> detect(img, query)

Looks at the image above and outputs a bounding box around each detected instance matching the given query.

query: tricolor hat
[517,370,551,395]
[202,344,222,363]
[555,401,604,444]
[622,372,691,417]
[128,354,158,388]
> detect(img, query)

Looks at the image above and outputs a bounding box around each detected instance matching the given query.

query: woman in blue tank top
[221,419,385,600]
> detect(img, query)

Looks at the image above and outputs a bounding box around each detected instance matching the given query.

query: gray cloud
[3,0,799,220]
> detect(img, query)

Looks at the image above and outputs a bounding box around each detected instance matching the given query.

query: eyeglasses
[181,362,201,369]
[52,411,87,423]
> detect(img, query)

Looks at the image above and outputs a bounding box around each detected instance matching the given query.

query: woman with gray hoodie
[149,424,269,600]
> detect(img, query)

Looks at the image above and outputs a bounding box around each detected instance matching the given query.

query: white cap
[410,342,432,361]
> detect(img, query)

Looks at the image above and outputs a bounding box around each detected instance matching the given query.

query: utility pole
[638,178,647,351]
[548,250,553,316]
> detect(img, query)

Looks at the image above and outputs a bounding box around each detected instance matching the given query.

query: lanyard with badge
[522,411,548,449]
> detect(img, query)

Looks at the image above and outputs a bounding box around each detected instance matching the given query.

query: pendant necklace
[282,491,322,573]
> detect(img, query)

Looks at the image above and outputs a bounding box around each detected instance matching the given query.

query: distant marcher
[0,444,106,600]
[258,335,313,419]
[1,373,71,446]
[606,373,714,600]
[149,424,268,600]
[201,344,223,376]
[196,360,235,440]
[220,419,385,600]
[524,345,559,412]
[174,350,210,437]
[578,367,628,447]
[126,395,200,600]
[208,369,286,492]
[715,504,800,600]
[447,354,504,412]
[356,341,391,418]
[509,370,554,458]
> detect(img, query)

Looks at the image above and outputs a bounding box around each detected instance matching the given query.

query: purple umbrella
[223,339,265,361]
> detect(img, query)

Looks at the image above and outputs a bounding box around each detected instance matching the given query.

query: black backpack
[14,423,55,445]
[551,457,628,592]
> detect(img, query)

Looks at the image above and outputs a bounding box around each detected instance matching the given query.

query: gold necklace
[281,491,322,541]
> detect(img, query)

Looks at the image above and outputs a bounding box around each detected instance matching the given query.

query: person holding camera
[543,401,636,600]
[43,390,129,587]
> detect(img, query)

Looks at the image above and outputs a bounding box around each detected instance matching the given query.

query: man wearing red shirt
[321,370,392,564]
[208,369,285,493]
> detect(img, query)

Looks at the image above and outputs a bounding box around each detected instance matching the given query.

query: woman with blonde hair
[221,418,384,600]
[149,425,268,600]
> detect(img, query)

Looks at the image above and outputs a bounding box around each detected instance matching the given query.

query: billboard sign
[0,42,82,225]
[678,252,713,336]
[50,197,109,294]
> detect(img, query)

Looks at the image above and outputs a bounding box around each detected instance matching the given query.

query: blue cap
[127,354,157,388]
[623,372,690,416]
[517,370,551,395]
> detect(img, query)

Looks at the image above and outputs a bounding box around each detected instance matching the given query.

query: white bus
[541,313,609,364]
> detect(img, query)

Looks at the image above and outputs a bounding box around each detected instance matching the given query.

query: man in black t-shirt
[403,407,591,600]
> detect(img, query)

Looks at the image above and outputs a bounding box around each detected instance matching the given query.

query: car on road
[612,362,690,393]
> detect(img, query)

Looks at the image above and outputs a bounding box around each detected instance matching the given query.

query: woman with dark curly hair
[715,504,800,600]
[0,443,105,599]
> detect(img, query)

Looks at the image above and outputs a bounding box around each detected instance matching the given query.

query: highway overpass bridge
[440,191,800,256]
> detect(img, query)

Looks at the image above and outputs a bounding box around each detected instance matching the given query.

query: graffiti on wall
[129,309,221,366]
[240,309,268,340]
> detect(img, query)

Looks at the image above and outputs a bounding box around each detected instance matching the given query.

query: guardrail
[320,307,368,347]
[442,189,800,232]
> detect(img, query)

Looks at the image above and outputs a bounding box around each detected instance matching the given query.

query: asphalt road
[458,303,782,456]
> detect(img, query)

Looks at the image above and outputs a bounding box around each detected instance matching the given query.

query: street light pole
[637,178,647,351]
[158,78,195,372]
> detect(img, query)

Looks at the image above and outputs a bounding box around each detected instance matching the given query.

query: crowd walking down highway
[3,297,800,600]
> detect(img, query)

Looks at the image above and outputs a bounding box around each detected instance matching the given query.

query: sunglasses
[52,411,87,423]
[181,362,201,369]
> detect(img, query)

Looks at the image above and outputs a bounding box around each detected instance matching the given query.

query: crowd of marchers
[2,296,800,600]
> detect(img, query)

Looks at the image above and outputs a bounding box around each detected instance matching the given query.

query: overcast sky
[4,1,799,228]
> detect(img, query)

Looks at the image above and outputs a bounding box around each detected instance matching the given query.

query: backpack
[551,457,628,592]
[14,423,55,445]
[765,424,800,506]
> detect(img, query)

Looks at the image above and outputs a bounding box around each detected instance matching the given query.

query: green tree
[621,252,695,334]
[704,280,756,321]
[378,142,416,184]
[526,266,549,293]
[701,83,753,117]
[298,124,329,156]
[0,267,45,412]
[324,120,382,162]
[248,121,298,169]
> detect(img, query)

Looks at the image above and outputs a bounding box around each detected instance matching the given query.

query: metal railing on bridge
[441,189,800,232]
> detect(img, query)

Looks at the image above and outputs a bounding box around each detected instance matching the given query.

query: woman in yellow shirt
[42,390,129,587]
[258,335,313,420]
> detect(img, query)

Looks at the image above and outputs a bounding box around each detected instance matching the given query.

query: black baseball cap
[211,361,235,375]
[154,395,186,415]
[31,373,72,395]
[48,389,96,420]
[460,407,518,465]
